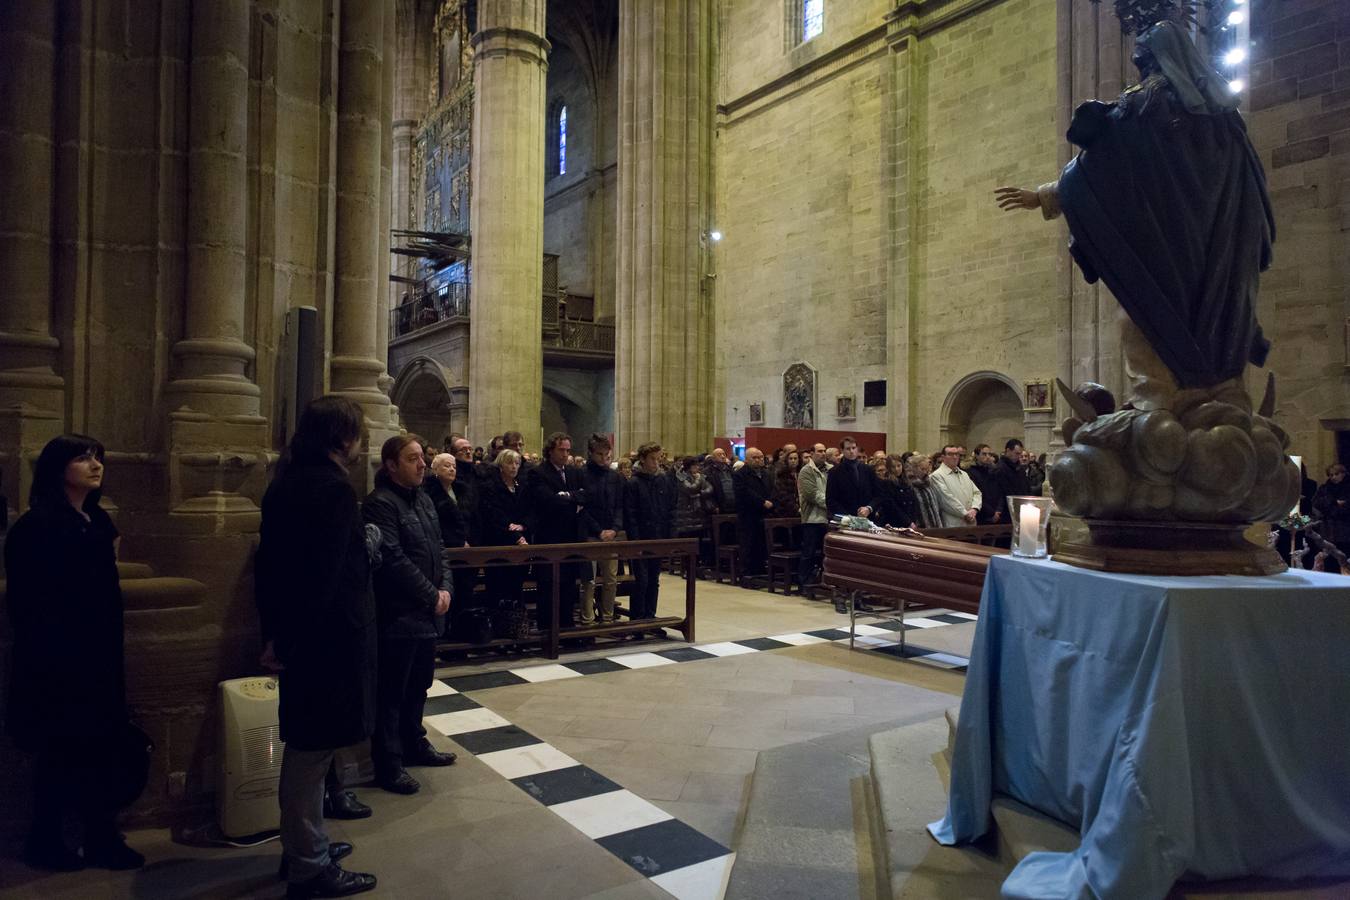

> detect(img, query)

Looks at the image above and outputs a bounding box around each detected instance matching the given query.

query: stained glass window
[803,0,823,41]
[558,105,567,176]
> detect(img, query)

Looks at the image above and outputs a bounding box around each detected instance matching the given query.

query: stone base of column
[0,400,64,526]
[163,412,269,528]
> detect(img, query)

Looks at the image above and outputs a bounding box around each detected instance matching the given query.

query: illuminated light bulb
[1229,78,1245,93]
[1227,11,1244,25]
[709,231,723,242]
[1225,47,1246,66]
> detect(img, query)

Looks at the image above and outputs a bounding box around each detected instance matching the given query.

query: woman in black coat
[477,449,534,605]
[5,434,145,871]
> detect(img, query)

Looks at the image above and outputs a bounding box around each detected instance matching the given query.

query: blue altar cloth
[928,555,1350,899]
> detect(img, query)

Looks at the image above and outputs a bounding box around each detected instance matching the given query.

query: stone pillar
[168,0,260,420]
[332,0,395,434]
[1052,0,1133,446]
[0,4,65,516]
[615,0,716,456]
[376,0,397,416]
[160,0,266,518]
[467,0,548,446]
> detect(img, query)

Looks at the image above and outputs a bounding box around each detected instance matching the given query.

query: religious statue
[997,13,1297,574]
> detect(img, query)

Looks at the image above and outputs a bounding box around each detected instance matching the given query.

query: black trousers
[799,523,826,585]
[533,561,583,630]
[738,516,767,576]
[372,637,434,777]
[630,557,662,619]
[30,741,124,850]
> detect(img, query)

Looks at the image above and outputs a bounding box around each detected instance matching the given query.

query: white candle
[1018,503,1041,556]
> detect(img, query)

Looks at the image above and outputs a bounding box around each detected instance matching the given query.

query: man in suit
[525,432,587,633]
[734,447,775,581]
[826,436,877,522]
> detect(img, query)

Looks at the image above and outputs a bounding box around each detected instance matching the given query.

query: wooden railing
[439,538,698,660]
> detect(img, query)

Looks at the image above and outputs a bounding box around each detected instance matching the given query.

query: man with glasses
[930,445,981,527]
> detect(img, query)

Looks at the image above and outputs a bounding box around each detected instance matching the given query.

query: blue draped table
[928,555,1350,899]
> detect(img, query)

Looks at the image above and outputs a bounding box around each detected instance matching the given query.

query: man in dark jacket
[256,396,378,898]
[705,447,737,513]
[624,442,675,624]
[826,436,878,522]
[525,432,588,633]
[363,435,455,796]
[734,447,775,579]
[989,439,1032,524]
[968,444,999,525]
[579,433,624,624]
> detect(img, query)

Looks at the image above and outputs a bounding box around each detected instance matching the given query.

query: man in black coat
[525,432,588,633]
[734,447,775,579]
[256,396,378,898]
[363,435,455,797]
[826,436,878,522]
[624,442,675,624]
[989,439,1033,524]
[578,433,624,624]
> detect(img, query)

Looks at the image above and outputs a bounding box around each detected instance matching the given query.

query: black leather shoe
[376,770,420,795]
[405,745,457,767]
[285,862,377,898]
[278,842,353,880]
[324,790,372,820]
[83,838,145,870]
[834,600,849,614]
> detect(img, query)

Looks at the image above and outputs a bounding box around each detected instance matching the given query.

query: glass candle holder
[1006,495,1053,558]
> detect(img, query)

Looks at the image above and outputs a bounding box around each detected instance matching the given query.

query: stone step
[867,716,1006,899]
[726,719,907,900]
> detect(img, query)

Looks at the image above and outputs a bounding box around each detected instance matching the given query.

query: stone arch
[940,371,1026,453]
[391,357,455,445]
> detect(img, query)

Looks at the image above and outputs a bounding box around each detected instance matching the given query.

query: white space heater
[218,676,284,837]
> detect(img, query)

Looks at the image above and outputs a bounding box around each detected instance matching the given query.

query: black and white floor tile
[437,610,977,696]
[420,609,977,899]
[422,679,737,900]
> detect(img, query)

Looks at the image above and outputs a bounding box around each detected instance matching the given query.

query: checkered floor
[421,610,976,899]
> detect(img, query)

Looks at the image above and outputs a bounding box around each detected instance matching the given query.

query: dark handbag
[490,600,531,641]
[450,608,494,645]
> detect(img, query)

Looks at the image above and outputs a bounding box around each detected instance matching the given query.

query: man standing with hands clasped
[363,435,456,797]
[930,445,982,527]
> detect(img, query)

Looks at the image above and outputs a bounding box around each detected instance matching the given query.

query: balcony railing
[391,282,469,338]
[545,319,615,353]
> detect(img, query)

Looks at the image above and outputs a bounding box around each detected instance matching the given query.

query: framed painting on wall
[748,401,765,425]
[1024,380,1052,411]
[836,395,855,421]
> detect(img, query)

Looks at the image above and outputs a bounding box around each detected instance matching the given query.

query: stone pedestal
[467,0,548,446]
[614,0,716,456]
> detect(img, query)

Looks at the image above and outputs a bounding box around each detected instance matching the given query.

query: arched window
[558,105,568,175]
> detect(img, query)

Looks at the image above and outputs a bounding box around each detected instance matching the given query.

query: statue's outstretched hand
[995,186,1040,211]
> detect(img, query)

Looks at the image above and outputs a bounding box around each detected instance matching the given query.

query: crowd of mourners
[3,395,1347,897]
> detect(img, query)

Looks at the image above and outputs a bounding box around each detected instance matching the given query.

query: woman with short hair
[5,435,147,871]
[478,448,533,606]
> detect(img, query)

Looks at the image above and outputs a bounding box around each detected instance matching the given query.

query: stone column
[167,0,260,419]
[0,3,65,516]
[159,0,266,518]
[1052,0,1133,445]
[467,0,548,446]
[615,0,716,456]
[376,0,397,416]
[331,0,395,429]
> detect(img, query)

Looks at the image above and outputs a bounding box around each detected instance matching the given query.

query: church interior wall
[907,0,1060,454]
[543,38,618,320]
[1241,0,1350,477]
[715,2,892,441]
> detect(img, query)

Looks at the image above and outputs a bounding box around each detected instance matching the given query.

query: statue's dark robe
[1057,81,1274,389]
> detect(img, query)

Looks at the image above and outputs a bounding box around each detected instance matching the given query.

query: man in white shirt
[930,445,981,527]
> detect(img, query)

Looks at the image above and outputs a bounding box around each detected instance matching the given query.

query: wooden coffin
[821,529,1005,615]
